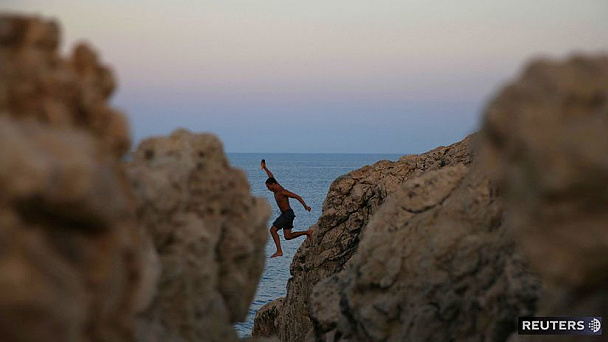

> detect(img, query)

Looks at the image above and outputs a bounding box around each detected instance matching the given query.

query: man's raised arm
[261,159,275,179]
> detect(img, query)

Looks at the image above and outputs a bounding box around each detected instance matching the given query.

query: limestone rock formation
[127,130,271,342]
[255,135,475,341]
[0,15,130,157]
[308,274,343,338]
[481,55,608,341]
[311,164,540,341]
[0,14,152,342]
[0,118,144,342]
[253,298,285,338]
[0,13,272,342]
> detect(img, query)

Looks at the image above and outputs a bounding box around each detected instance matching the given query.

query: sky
[3,1,608,153]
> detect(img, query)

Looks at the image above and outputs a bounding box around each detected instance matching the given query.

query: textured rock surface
[0,14,151,342]
[1,13,273,342]
[127,130,270,342]
[309,274,343,340]
[481,55,608,341]
[0,15,130,157]
[0,118,144,341]
[255,136,475,341]
[312,164,540,341]
[253,298,285,338]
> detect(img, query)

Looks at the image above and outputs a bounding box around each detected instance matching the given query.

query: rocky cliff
[0,14,271,342]
[481,55,608,342]
[127,130,271,342]
[0,15,131,157]
[309,163,540,341]
[0,118,148,342]
[0,15,149,341]
[257,54,608,342]
[254,135,476,341]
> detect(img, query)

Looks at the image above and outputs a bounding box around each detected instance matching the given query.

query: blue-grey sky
[3,1,608,153]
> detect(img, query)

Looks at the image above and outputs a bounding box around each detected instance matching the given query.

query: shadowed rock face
[253,298,285,338]
[254,135,475,342]
[0,14,150,342]
[482,55,608,288]
[0,118,145,342]
[311,164,540,341]
[1,14,274,342]
[303,54,608,342]
[0,15,130,157]
[127,130,271,342]
[481,55,608,342]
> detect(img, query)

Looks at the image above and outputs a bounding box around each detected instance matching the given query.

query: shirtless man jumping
[261,159,312,258]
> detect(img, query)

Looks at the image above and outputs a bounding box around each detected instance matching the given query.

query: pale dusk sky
[3,1,608,153]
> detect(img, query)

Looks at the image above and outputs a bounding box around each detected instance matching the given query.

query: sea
[227,153,402,337]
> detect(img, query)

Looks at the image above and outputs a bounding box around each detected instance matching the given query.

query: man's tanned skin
[262,159,312,258]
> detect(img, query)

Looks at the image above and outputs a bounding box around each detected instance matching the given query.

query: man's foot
[271,251,283,258]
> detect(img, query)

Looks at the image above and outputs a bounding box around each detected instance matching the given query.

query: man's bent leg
[270,226,283,258]
[284,228,309,240]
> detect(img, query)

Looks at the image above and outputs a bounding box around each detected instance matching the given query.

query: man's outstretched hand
[261,159,266,170]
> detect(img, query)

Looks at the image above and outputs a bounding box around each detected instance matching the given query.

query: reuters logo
[589,318,601,333]
[519,317,602,335]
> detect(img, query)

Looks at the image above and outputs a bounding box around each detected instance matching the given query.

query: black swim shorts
[272,209,296,230]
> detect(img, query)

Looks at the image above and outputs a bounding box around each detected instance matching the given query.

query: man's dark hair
[266,177,277,185]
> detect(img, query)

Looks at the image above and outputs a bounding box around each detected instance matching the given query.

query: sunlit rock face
[0,14,150,342]
[481,55,608,342]
[127,130,270,342]
[0,117,145,342]
[1,13,274,342]
[254,136,476,342]
[0,15,130,157]
[311,163,539,341]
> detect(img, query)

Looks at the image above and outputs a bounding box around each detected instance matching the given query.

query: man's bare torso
[274,190,291,213]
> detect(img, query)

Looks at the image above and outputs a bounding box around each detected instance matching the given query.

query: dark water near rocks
[228,153,401,337]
